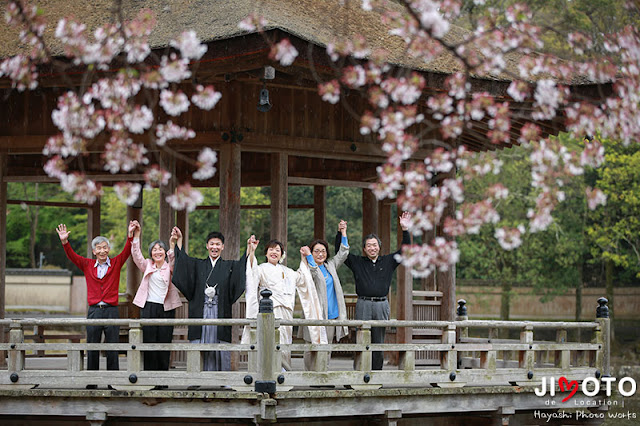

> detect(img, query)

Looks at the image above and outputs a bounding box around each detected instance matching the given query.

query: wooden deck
[0,297,612,425]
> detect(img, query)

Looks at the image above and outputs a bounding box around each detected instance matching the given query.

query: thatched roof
[0,0,510,79]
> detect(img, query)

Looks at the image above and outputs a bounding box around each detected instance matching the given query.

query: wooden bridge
[0,296,611,425]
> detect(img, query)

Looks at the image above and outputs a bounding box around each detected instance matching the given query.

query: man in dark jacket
[336,212,411,370]
[171,227,252,371]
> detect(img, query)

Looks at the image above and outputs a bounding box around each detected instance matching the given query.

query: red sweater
[62,237,133,306]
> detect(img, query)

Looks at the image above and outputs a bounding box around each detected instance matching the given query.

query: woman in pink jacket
[130,220,182,371]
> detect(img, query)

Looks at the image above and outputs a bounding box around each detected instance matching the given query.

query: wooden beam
[0,152,7,367]
[288,177,372,188]
[313,186,326,241]
[2,174,145,183]
[362,189,379,236]
[86,200,100,258]
[7,199,89,208]
[0,131,431,163]
[195,204,313,210]
[270,153,288,248]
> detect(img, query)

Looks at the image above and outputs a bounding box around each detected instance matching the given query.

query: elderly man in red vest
[56,222,134,373]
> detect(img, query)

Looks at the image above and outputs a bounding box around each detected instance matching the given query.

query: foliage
[587,138,640,278]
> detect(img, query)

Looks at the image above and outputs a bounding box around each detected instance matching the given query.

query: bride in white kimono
[242,238,327,371]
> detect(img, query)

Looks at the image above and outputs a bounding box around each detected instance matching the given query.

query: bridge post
[595,297,610,377]
[441,324,457,372]
[519,325,534,371]
[8,321,24,373]
[456,299,468,339]
[128,321,143,374]
[354,324,372,371]
[255,289,276,394]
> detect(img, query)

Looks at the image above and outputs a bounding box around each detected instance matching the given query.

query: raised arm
[171,227,197,300]
[392,212,412,258]
[130,220,147,272]
[56,223,87,267]
[331,220,350,268]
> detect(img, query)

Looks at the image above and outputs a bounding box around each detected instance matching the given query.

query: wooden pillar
[86,200,101,257]
[362,189,379,237]
[270,153,288,247]
[220,143,242,371]
[313,186,326,241]
[176,209,189,254]
[0,153,7,366]
[126,206,143,317]
[396,205,412,344]
[159,153,175,244]
[219,143,241,258]
[378,200,391,255]
[436,170,456,321]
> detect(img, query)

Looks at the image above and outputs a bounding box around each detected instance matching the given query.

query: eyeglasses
[313,249,327,254]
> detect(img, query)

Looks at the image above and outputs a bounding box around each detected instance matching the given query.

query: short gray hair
[91,236,110,250]
[148,240,169,260]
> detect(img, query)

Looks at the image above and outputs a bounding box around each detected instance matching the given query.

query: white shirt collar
[94,257,111,268]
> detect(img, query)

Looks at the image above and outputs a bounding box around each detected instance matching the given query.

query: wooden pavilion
[0,2,615,424]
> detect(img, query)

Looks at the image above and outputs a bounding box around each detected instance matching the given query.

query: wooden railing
[0,294,610,391]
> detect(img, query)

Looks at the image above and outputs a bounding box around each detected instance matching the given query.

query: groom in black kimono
[171,227,253,371]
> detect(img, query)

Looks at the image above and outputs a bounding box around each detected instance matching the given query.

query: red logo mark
[559,376,579,402]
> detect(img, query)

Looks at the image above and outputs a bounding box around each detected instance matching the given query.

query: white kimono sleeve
[241,254,260,344]
[295,260,328,344]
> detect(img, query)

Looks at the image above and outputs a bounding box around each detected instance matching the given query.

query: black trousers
[86,305,120,370]
[141,302,176,371]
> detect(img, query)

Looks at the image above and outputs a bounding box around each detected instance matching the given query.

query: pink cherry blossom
[494,225,525,250]
[170,30,207,60]
[269,38,298,66]
[103,136,148,174]
[114,182,142,206]
[193,148,218,180]
[318,80,341,104]
[144,165,172,188]
[238,14,267,32]
[191,85,222,110]
[586,187,607,210]
[166,183,204,212]
[155,121,196,146]
[122,105,153,134]
[159,89,190,116]
[159,53,192,83]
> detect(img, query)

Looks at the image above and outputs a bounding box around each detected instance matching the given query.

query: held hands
[247,235,259,254]
[171,227,183,249]
[300,246,311,257]
[56,224,70,245]
[338,220,347,236]
[129,220,140,239]
[399,211,411,231]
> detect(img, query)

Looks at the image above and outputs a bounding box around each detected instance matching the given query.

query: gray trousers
[355,298,390,370]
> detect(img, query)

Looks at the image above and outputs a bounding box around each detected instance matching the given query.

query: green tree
[587,138,640,319]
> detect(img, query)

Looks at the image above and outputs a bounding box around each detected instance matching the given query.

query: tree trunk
[500,279,511,321]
